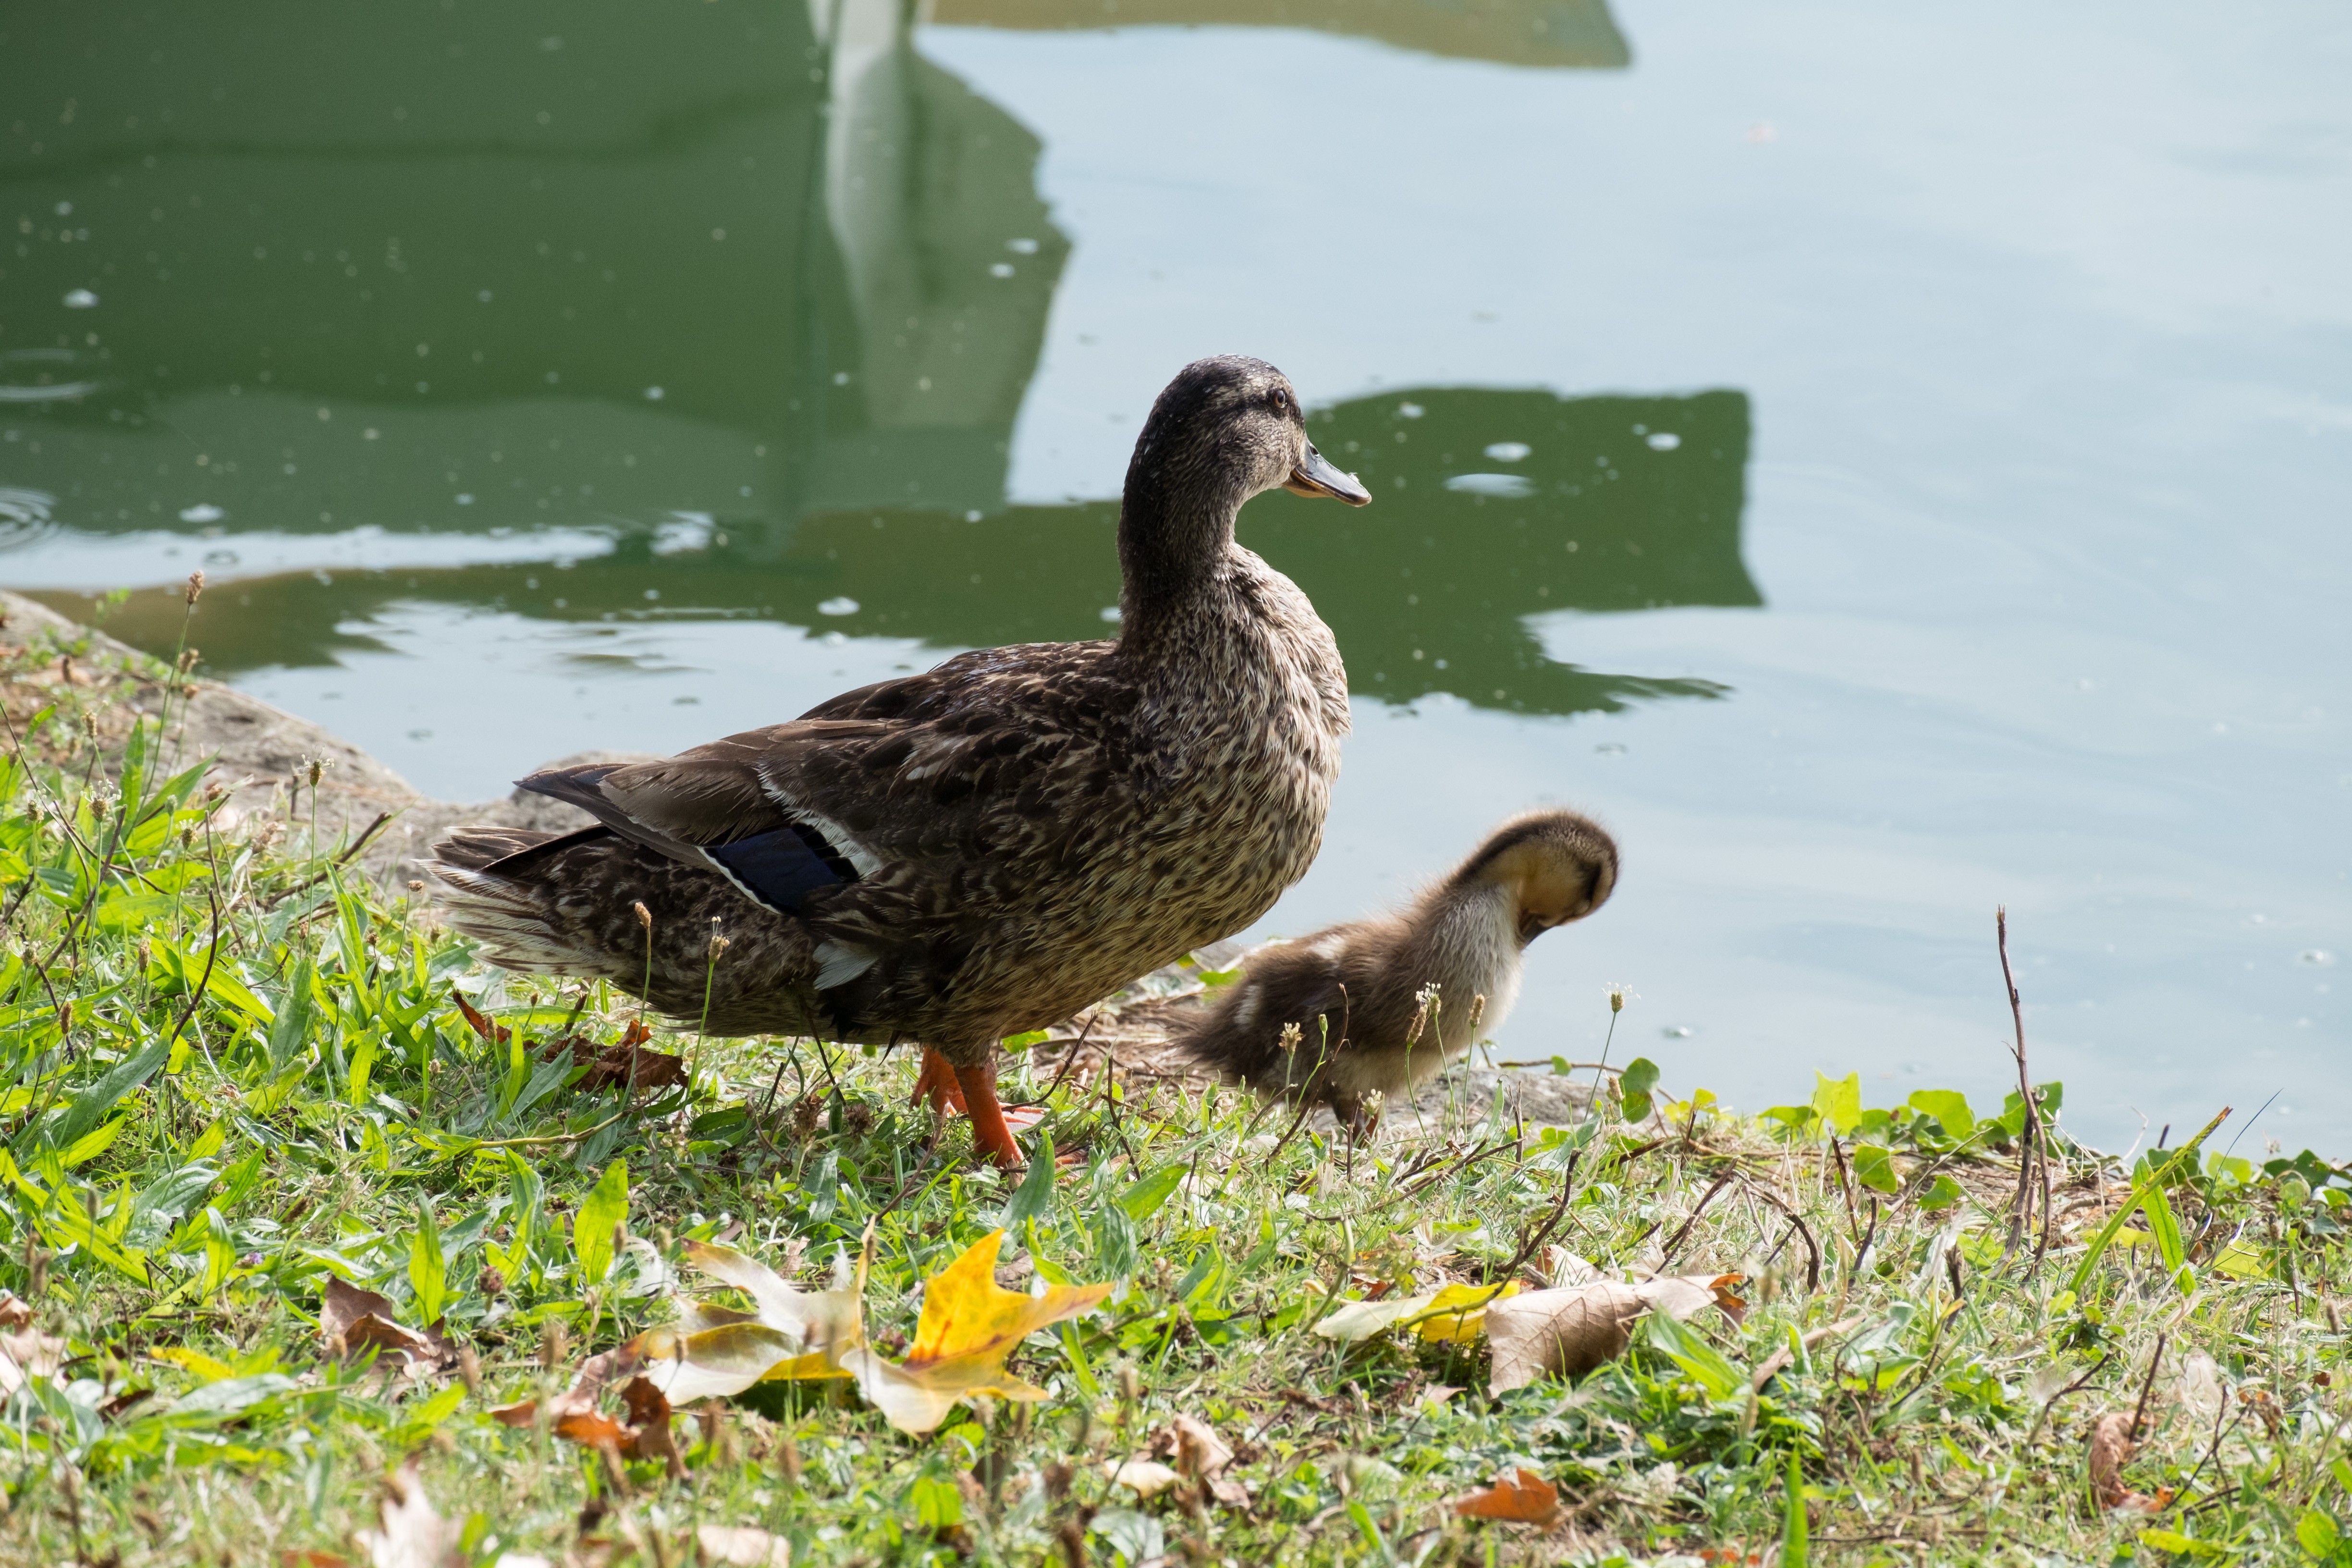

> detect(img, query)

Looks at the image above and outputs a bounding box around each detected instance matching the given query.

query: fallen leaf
[1485,1282,1650,1393]
[1169,1412,1234,1479]
[449,987,510,1045]
[840,1228,1110,1433]
[542,1031,686,1092]
[1409,1281,1523,1345]
[1541,1248,1602,1289]
[491,1341,644,1429]
[1106,1458,1184,1498]
[620,1375,685,1479]
[677,1240,862,1376]
[695,1525,791,1567]
[2087,1411,2168,1511]
[0,1325,66,1395]
[1633,1271,1750,1327]
[320,1277,456,1375]
[1453,1467,1562,1527]
[358,1464,460,1568]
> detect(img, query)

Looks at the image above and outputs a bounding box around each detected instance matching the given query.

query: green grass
[3,625,2351,1568]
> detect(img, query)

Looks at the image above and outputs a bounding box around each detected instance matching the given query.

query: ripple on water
[1444,472,1535,498]
[0,488,57,550]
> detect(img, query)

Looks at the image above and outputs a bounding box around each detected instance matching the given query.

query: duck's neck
[1115,449,1249,648]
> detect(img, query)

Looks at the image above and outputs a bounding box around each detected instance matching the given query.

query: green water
[4,0,2347,1145]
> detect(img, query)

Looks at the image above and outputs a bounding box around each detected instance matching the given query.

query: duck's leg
[951,1058,1024,1167]
[910,1046,969,1115]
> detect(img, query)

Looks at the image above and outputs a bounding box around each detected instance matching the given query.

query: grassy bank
[1,620,2348,1568]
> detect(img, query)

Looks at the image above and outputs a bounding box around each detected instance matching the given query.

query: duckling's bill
[1285,442,1373,506]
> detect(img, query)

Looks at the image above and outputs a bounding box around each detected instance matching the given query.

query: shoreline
[0,585,624,883]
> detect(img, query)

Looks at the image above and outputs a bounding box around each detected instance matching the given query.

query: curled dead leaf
[2086,1411,2168,1511]
[1482,1271,1748,1395]
[1453,1467,1563,1527]
[543,1032,686,1092]
[1485,1281,1648,1393]
[1169,1412,1234,1479]
[490,1341,643,1430]
[320,1277,456,1376]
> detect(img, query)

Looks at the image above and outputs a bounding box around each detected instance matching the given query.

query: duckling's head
[1122,357,1371,591]
[1452,810,1620,945]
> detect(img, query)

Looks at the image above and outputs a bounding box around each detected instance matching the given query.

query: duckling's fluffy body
[1173,811,1618,1128]
[430,356,1371,1159]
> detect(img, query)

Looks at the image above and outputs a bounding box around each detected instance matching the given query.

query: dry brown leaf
[490,1341,644,1429]
[1632,1271,1750,1327]
[1452,1467,1563,1527]
[695,1525,790,1567]
[542,1031,686,1092]
[357,1464,460,1568]
[1484,1281,1649,1393]
[2086,1411,2169,1511]
[1170,1412,1234,1479]
[320,1277,456,1375]
[0,1324,66,1396]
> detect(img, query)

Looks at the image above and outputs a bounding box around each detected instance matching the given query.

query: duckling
[1171,810,1617,1135]
[431,355,1371,1164]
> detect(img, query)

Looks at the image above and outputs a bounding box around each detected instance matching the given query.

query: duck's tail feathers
[429,828,628,978]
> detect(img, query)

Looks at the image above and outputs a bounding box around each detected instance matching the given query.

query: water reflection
[0,0,1063,528]
[5,0,1733,722]
[43,384,1751,719]
[930,0,1632,69]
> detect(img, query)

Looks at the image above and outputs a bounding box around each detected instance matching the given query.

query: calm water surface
[4,0,2347,1148]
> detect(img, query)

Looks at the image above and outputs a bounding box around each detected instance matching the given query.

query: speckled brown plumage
[431,356,1370,1157]
[1170,810,1618,1136]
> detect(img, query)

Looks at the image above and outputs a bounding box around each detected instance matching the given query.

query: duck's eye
[1270,388,1290,413]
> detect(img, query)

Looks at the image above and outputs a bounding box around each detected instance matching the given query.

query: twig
[256,810,397,908]
[1017,1012,1101,1109]
[2175,1394,2239,1503]
[1492,1153,1580,1283]
[1997,906,2047,1264]
[2131,1331,2168,1441]
[2026,1352,2112,1446]
[1658,1173,1735,1267]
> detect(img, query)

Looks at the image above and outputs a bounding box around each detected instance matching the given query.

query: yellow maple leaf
[842,1228,1111,1433]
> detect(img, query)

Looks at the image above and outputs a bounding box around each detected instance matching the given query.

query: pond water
[3,0,2347,1149]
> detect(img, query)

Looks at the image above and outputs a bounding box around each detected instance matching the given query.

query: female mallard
[1171,810,1617,1137]
[432,355,1370,1164]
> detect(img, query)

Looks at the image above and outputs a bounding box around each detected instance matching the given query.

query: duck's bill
[1284,443,1373,505]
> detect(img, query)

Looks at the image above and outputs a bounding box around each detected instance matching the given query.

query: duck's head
[1125,355,1372,527]
[1453,809,1620,946]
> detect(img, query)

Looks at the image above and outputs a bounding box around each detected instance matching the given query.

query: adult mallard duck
[1172,810,1618,1138]
[432,355,1371,1164]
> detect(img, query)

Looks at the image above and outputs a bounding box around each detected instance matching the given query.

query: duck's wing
[510,642,1126,920]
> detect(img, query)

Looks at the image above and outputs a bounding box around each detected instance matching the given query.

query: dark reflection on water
[931,0,1632,68]
[40,382,1750,719]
